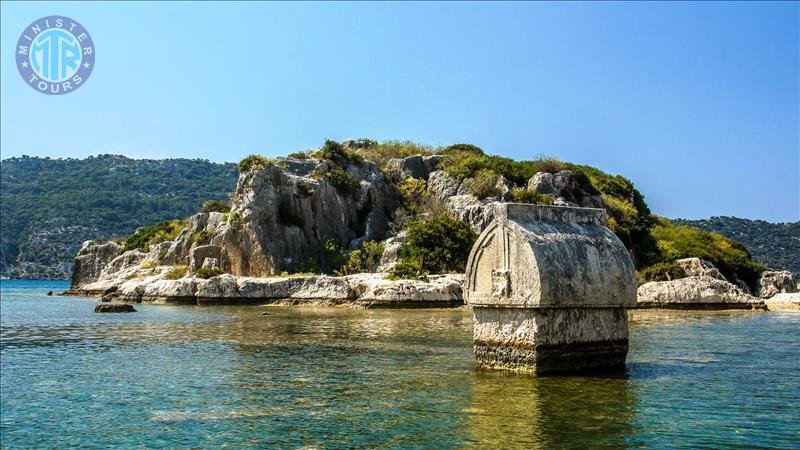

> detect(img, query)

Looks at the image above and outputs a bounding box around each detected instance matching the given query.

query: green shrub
[327,167,359,195]
[339,240,385,275]
[441,143,485,156]
[638,262,687,283]
[388,260,428,281]
[508,187,554,204]
[121,219,186,252]
[226,211,240,224]
[649,219,766,290]
[398,177,429,213]
[164,265,188,280]
[140,260,158,269]
[315,140,362,166]
[238,155,271,171]
[288,151,309,159]
[199,199,230,214]
[463,170,501,199]
[192,229,214,246]
[354,140,435,169]
[397,213,478,274]
[195,268,224,279]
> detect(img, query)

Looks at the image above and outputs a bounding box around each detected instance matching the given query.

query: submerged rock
[94,303,136,313]
[637,276,764,310]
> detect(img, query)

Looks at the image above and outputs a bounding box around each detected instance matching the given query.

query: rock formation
[464,203,637,374]
[758,270,797,299]
[764,292,800,311]
[637,276,764,309]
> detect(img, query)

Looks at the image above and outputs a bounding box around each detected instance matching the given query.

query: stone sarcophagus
[464,203,637,374]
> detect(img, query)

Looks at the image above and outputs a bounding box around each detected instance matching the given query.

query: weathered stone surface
[376,232,405,272]
[387,155,428,180]
[764,293,800,311]
[189,245,222,270]
[71,241,121,287]
[466,204,636,309]
[527,170,604,209]
[758,270,797,298]
[95,303,136,313]
[445,196,499,232]
[676,257,726,281]
[427,170,462,199]
[636,276,764,309]
[464,204,636,374]
[351,274,464,307]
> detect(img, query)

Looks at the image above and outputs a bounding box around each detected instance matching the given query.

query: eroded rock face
[527,170,604,208]
[637,276,764,309]
[216,161,398,276]
[758,270,797,299]
[464,204,636,374]
[71,241,121,287]
[676,257,726,281]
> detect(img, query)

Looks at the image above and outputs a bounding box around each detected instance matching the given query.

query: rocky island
[65,140,797,310]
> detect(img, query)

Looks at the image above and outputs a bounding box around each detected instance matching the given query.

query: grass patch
[195,268,224,279]
[199,199,230,214]
[164,265,188,280]
[121,219,186,252]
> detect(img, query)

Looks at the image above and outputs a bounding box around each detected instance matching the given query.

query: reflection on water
[1,280,799,448]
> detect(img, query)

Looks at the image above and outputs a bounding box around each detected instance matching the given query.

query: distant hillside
[0,155,237,279]
[674,217,800,274]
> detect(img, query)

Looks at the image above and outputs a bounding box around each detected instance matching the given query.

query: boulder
[758,270,797,298]
[94,303,136,313]
[351,273,464,307]
[637,276,764,309]
[527,170,605,209]
[71,241,121,288]
[676,257,726,281]
[427,170,462,199]
[764,293,800,312]
[376,232,405,272]
[189,245,223,270]
[387,155,428,180]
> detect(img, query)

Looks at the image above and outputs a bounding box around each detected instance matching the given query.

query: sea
[1,280,798,448]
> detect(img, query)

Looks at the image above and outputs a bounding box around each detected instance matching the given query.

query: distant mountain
[0,155,237,279]
[673,217,800,274]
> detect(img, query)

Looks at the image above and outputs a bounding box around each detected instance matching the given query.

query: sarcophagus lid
[465,203,637,309]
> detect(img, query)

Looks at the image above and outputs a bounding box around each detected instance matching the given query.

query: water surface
[1,280,798,448]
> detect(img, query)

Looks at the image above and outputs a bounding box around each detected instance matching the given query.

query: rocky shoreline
[65,272,466,308]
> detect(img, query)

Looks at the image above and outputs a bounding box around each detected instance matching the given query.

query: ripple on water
[1,281,799,448]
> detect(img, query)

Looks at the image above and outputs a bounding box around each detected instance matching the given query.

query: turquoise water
[1,280,798,448]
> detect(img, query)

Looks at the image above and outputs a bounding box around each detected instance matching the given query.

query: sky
[1,2,798,222]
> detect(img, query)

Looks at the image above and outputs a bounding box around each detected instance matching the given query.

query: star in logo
[83,62,90,69]
[21,60,28,68]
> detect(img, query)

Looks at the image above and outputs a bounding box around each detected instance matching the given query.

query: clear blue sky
[1,1,798,222]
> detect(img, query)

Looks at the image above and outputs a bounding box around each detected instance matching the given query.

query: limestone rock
[95,303,136,313]
[676,257,726,281]
[637,276,764,309]
[376,232,405,272]
[427,170,461,199]
[527,170,605,209]
[189,245,222,270]
[758,270,797,298]
[387,155,428,180]
[71,241,121,288]
[351,273,464,307]
[764,293,800,311]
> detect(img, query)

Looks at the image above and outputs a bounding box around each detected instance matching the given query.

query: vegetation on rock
[199,199,230,214]
[390,213,478,279]
[195,268,224,279]
[238,155,271,171]
[121,219,187,253]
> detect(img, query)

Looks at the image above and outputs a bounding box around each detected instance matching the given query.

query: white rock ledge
[66,273,466,308]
